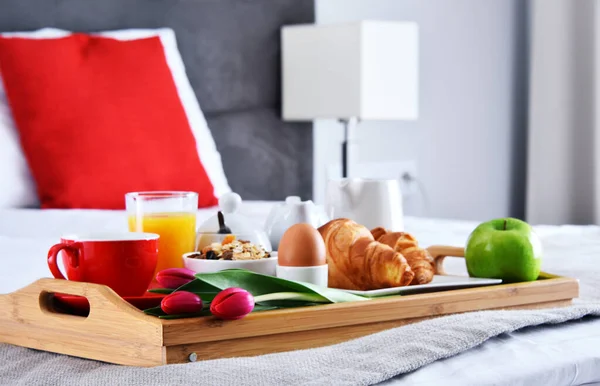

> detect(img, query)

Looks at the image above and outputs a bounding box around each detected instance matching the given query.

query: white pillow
[0,27,231,208]
[0,90,38,207]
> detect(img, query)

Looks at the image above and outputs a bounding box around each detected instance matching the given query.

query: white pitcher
[325,178,404,231]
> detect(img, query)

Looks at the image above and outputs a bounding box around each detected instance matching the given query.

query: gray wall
[314,0,529,222]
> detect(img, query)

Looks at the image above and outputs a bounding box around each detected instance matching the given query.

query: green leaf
[196,292,219,302]
[189,269,368,303]
[147,288,174,294]
[255,292,326,307]
[143,306,166,317]
[255,300,322,308]
[177,278,222,293]
[254,291,327,302]
[251,304,280,312]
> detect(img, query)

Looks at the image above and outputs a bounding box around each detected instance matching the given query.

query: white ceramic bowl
[183,251,278,276]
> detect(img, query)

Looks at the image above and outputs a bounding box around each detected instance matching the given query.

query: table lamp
[281,20,419,178]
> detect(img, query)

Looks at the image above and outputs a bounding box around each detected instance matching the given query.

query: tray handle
[1,278,158,324]
[0,278,163,356]
[426,245,465,276]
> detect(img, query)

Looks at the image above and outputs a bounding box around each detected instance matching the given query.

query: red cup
[47,232,159,297]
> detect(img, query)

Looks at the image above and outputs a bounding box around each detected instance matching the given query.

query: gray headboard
[0,0,314,201]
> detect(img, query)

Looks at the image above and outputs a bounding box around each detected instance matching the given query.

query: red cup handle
[47,243,80,280]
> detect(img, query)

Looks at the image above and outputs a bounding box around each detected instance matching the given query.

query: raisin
[206,250,217,260]
[222,251,234,260]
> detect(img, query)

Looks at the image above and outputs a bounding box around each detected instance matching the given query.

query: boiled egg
[277,223,326,267]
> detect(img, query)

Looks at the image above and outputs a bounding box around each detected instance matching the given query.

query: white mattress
[1,203,599,385]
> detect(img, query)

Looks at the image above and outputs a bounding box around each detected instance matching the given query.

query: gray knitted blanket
[1,221,600,385]
[1,303,599,386]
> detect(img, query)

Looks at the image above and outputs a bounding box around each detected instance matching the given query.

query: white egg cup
[276,264,328,287]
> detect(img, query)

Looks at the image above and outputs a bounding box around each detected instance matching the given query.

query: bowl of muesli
[183,233,277,275]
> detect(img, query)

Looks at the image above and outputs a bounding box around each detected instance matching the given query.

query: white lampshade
[282,20,419,121]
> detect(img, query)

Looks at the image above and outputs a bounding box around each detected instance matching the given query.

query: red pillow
[0,34,218,209]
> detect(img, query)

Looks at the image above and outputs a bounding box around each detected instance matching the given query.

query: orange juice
[128,212,196,273]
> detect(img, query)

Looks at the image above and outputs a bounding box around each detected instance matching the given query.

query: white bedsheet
[1,203,599,385]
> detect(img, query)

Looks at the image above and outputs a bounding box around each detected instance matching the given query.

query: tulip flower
[161,291,203,315]
[210,287,255,320]
[156,268,196,289]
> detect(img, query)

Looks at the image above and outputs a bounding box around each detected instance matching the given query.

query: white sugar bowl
[196,192,272,252]
[264,196,329,251]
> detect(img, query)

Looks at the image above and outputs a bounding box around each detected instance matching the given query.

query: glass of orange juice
[125,191,197,274]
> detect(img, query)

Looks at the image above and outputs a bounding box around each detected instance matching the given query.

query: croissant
[318,219,414,290]
[370,227,388,242]
[371,227,435,285]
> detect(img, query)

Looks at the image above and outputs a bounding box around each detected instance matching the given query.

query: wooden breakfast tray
[0,246,579,367]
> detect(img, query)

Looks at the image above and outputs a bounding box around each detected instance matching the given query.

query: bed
[1,207,600,385]
[1,1,600,385]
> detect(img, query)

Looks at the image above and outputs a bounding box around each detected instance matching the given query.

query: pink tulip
[161,291,203,315]
[156,268,196,289]
[210,287,255,320]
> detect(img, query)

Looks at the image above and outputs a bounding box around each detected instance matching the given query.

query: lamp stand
[339,117,358,178]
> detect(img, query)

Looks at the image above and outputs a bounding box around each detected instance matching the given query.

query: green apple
[465,218,542,282]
